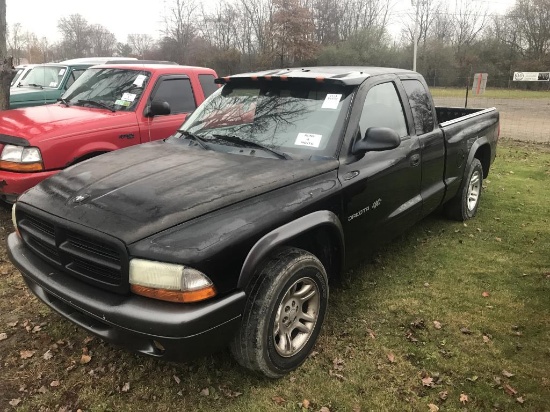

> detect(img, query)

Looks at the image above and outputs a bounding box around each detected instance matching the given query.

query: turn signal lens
[0,145,44,172]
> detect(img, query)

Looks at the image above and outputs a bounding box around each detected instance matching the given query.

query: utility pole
[0,0,13,110]
[412,0,421,72]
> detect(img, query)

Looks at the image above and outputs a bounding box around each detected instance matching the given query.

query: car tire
[230,247,329,378]
[445,158,483,221]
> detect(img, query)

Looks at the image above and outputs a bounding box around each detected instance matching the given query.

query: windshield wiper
[58,98,70,107]
[76,99,116,112]
[210,134,291,160]
[179,130,210,150]
[25,83,43,89]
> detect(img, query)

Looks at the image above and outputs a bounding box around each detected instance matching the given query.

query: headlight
[129,258,216,303]
[0,145,44,172]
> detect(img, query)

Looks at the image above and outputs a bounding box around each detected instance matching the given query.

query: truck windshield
[20,66,67,89]
[62,68,151,112]
[179,82,354,159]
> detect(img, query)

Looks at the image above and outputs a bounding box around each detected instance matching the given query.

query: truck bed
[436,107,497,125]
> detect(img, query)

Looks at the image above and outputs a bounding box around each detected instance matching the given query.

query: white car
[11,64,37,88]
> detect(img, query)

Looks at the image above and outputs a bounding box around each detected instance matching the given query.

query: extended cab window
[152,78,196,114]
[199,74,218,97]
[402,79,434,135]
[359,82,408,138]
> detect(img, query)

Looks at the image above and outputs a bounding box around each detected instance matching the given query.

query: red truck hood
[0,104,136,142]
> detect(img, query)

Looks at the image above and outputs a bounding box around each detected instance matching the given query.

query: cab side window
[65,69,86,89]
[151,78,197,114]
[402,79,434,135]
[359,82,408,138]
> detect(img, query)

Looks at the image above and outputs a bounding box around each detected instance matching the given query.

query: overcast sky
[6,0,516,44]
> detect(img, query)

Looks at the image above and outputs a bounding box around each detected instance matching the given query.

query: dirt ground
[434,96,550,143]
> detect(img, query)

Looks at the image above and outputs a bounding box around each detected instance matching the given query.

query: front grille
[17,209,128,294]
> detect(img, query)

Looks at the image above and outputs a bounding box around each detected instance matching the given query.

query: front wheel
[445,158,483,221]
[230,247,328,378]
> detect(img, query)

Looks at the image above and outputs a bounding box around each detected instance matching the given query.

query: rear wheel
[445,158,483,221]
[230,247,328,378]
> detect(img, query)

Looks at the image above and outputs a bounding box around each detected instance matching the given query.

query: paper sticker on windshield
[115,99,131,107]
[295,133,322,148]
[121,93,136,102]
[48,81,57,87]
[322,94,342,109]
[133,74,147,87]
[58,69,66,76]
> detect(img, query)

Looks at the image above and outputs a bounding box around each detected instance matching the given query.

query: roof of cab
[218,66,418,86]
[91,63,217,73]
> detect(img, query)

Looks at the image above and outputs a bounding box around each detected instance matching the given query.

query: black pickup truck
[8,67,499,378]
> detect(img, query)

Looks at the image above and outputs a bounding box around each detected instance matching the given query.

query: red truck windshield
[180,82,354,159]
[62,68,151,112]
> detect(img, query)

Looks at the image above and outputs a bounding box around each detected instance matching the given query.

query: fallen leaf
[32,325,42,333]
[173,375,181,384]
[43,350,54,360]
[200,387,210,396]
[332,357,345,371]
[0,332,7,341]
[302,399,310,409]
[483,335,491,343]
[504,384,517,396]
[352,405,361,412]
[387,352,396,363]
[516,396,525,404]
[421,376,434,387]
[37,386,48,394]
[495,237,502,242]
[428,404,439,412]
[460,327,472,335]
[83,336,94,344]
[459,393,469,404]
[121,382,130,392]
[502,370,514,378]
[433,321,442,330]
[271,395,285,405]
[319,407,330,412]
[80,354,92,364]
[8,321,18,327]
[366,328,376,339]
[20,350,36,359]
[467,375,479,382]
[50,380,60,387]
[482,291,490,297]
[439,391,448,401]
[9,399,21,407]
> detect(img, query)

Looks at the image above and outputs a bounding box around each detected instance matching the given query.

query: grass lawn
[0,141,549,411]
[430,87,550,99]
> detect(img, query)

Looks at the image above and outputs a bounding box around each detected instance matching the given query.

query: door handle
[410,154,420,167]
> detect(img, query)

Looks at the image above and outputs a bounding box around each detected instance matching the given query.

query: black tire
[445,158,483,221]
[230,247,329,378]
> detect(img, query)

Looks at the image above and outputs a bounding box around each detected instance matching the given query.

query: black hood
[20,140,339,244]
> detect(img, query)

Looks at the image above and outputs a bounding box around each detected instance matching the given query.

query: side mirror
[352,127,401,155]
[146,100,171,117]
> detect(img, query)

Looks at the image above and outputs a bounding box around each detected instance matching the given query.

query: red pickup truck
[0,63,218,202]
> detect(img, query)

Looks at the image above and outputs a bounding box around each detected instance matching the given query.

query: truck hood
[20,140,339,244]
[0,104,136,141]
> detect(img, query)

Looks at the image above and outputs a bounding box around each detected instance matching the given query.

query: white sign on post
[472,73,488,95]
[513,72,550,81]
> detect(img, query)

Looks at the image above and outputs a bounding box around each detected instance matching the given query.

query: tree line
[7,0,550,89]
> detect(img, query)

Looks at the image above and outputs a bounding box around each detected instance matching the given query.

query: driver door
[339,78,422,262]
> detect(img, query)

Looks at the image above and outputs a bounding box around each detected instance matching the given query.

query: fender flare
[237,210,345,289]
[466,136,490,170]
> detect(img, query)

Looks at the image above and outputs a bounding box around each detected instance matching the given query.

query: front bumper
[0,169,58,203]
[8,233,246,361]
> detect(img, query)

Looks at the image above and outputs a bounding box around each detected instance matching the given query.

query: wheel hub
[273,277,320,357]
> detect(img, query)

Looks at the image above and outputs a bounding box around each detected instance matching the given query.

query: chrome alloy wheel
[273,277,320,357]
[467,170,481,212]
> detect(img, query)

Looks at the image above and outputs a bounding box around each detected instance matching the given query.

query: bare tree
[58,14,91,58]
[163,0,197,63]
[8,23,25,65]
[89,24,116,56]
[0,0,12,110]
[509,0,550,60]
[127,33,154,58]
